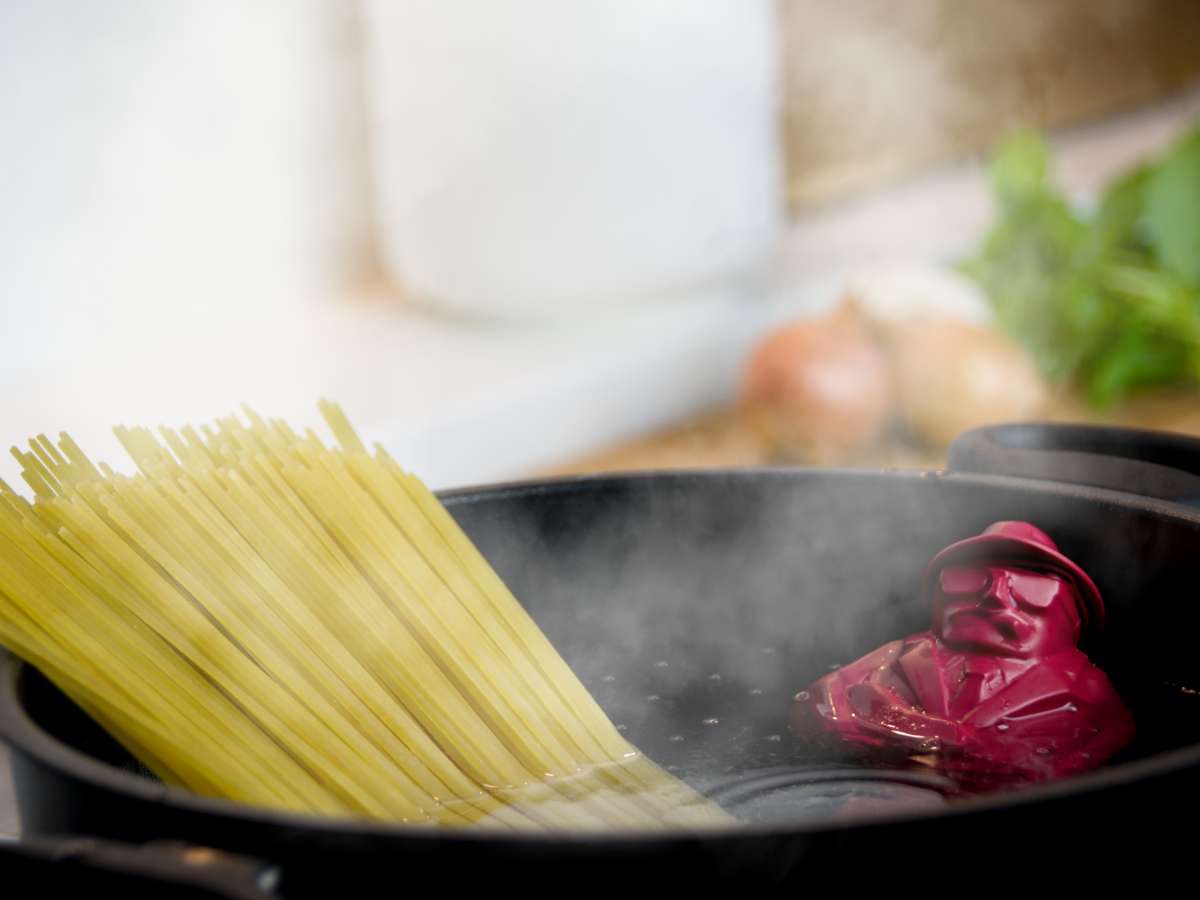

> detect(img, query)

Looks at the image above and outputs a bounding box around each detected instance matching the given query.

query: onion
[892,319,1046,448]
[844,263,995,330]
[741,303,892,462]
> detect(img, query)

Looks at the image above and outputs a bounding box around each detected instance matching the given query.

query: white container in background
[363,0,783,319]
[0,1,372,377]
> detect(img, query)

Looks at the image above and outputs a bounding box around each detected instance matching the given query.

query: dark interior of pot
[9,469,1200,889]
[454,471,1200,816]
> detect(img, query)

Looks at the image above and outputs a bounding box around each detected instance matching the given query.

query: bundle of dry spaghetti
[0,401,728,829]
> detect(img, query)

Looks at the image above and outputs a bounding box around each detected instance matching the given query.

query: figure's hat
[924,521,1105,637]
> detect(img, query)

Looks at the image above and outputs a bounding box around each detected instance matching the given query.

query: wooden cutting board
[539,390,1200,478]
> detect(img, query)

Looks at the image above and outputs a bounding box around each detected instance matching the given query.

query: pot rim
[2,466,1199,848]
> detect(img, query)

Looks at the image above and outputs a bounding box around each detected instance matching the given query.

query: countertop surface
[4,87,1198,495]
[540,388,1200,478]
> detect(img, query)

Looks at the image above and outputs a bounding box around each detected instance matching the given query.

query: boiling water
[19,640,1200,830]
[574,645,961,826]
[573,642,1200,829]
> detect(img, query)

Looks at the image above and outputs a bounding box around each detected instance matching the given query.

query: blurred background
[3,0,1200,489]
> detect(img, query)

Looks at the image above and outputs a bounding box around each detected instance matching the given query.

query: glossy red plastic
[790,521,1135,790]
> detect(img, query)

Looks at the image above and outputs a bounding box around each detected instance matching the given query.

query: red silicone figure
[790,521,1135,790]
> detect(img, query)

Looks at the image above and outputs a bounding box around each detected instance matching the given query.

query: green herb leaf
[990,129,1050,206]
[1144,129,1200,286]
[963,122,1200,407]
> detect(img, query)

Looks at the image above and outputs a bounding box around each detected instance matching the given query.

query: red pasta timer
[791,521,1135,789]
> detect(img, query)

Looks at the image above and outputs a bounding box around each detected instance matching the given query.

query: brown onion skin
[892,319,1046,449]
[740,306,893,463]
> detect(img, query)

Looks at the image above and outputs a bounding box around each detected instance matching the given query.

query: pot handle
[3,835,280,899]
[946,423,1200,508]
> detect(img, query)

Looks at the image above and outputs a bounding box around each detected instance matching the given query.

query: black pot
[3,423,1200,893]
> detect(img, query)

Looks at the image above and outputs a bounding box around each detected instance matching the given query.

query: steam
[449,464,1189,792]
[450,470,953,782]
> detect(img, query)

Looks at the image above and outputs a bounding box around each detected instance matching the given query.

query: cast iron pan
[3,423,1200,893]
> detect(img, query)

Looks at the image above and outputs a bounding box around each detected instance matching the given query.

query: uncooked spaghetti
[0,402,728,829]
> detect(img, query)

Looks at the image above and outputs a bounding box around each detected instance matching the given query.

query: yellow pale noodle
[0,403,731,829]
